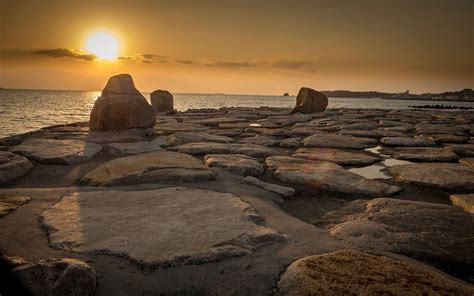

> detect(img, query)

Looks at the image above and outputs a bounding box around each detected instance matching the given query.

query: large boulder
[150,90,174,112]
[291,87,328,114]
[277,250,474,296]
[0,152,33,184]
[89,74,156,130]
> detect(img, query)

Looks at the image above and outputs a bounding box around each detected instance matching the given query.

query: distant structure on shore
[283,92,289,97]
[322,88,473,101]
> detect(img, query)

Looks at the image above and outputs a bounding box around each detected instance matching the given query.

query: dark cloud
[204,61,257,68]
[272,59,313,69]
[118,56,133,60]
[177,59,193,64]
[142,54,155,59]
[31,48,96,61]
[142,60,153,64]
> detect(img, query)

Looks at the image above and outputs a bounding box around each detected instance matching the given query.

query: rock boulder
[291,87,328,114]
[151,90,174,112]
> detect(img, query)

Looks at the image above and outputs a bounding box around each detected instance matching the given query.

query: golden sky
[1,0,473,94]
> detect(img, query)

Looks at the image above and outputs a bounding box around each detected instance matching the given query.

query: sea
[1,89,474,139]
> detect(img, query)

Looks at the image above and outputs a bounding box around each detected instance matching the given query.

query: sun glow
[86,31,120,60]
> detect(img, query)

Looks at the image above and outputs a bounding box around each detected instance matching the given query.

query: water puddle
[348,146,414,179]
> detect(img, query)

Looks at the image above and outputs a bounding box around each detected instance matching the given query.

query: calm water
[1,89,474,138]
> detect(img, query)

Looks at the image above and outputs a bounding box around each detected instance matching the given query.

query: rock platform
[1,106,473,294]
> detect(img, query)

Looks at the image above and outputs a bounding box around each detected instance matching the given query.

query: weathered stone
[12,139,102,165]
[444,144,474,157]
[291,87,328,114]
[277,250,474,296]
[169,142,279,158]
[107,138,164,154]
[380,137,436,147]
[12,257,97,296]
[387,163,474,191]
[166,132,234,146]
[89,74,156,130]
[0,195,31,217]
[218,122,280,129]
[266,156,400,197]
[418,133,469,143]
[239,135,281,147]
[85,128,154,144]
[242,176,295,198]
[339,129,381,139]
[0,152,33,184]
[450,194,474,213]
[293,148,380,166]
[303,134,378,149]
[279,138,301,148]
[155,122,209,133]
[379,147,459,162]
[317,198,474,265]
[41,188,284,267]
[150,90,174,112]
[80,151,215,186]
[204,154,263,176]
[189,116,247,127]
[285,127,327,137]
[460,158,474,168]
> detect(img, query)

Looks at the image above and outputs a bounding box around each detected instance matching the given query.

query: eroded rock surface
[204,154,263,176]
[151,89,174,112]
[316,198,474,264]
[0,152,33,184]
[169,142,279,158]
[12,139,102,165]
[291,87,328,114]
[0,195,31,218]
[266,156,400,197]
[277,250,474,296]
[107,138,164,154]
[303,134,378,149]
[293,148,380,166]
[380,136,436,147]
[166,132,234,146]
[387,163,474,191]
[80,151,215,186]
[379,147,459,162]
[41,187,284,267]
[450,194,474,213]
[242,176,295,198]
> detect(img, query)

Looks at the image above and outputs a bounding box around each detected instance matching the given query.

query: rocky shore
[1,75,473,295]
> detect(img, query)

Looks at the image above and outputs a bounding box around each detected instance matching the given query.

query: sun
[86,31,120,60]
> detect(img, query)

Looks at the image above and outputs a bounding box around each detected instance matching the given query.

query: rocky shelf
[1,75,473,295]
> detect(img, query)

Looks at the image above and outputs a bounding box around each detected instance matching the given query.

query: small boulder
[0,152,33,184]
[89,74,156,130]
[151,89,174,113]
[291,87,328,114]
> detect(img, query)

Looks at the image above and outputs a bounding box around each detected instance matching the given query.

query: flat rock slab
[277,250,474,296]
[419,134,469,143]
[41,187,284,268]
[239,135,281,147]
[166,132,234,146]
[459,158,474,168]
[0,195,31,218]
[450,194,474,213]
[169,142,279,158]
[80,151,215,186]
[317,198,474,265]
[107,139,164,154]
[293,148,380,166]
[303,134,378,149]
[266,156,400,197]
[204,154,264,176]
[386,163,474,191]
[154,122,209,133]
[242,176,295,198]
[379,147,459,162]
[0,152,33,184]
[84,128,155,144]
[380,137,436,147]
[12,139,102,165]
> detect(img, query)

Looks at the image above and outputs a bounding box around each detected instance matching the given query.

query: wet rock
[166,132,234,146]
[107,138,164,154]
[218,122,280,129]
[11,257,97,296]
[303,134,378,149]
[0,195,31,217]
[242,176,295,198]
[266,156,400,197]
[386,163,474,191]
[380,136,436,147]
[291,87,328,114]
[80,151,215,186]
[169,142,279,158]
[41,187,284,267]
[204,154,264,176]
[450,194,474,213]
[89,74,156,130]
[150,89,174,112]
[459,158,474,168]
[293,148,380,166]
[277,250,474,296]
[0,152,33,184]
[379,147,459,162]
[316,198,474,265]
[279,138,301,148]
[12,139,102,165]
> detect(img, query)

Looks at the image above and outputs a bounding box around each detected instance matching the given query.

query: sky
[0,0,473,94]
